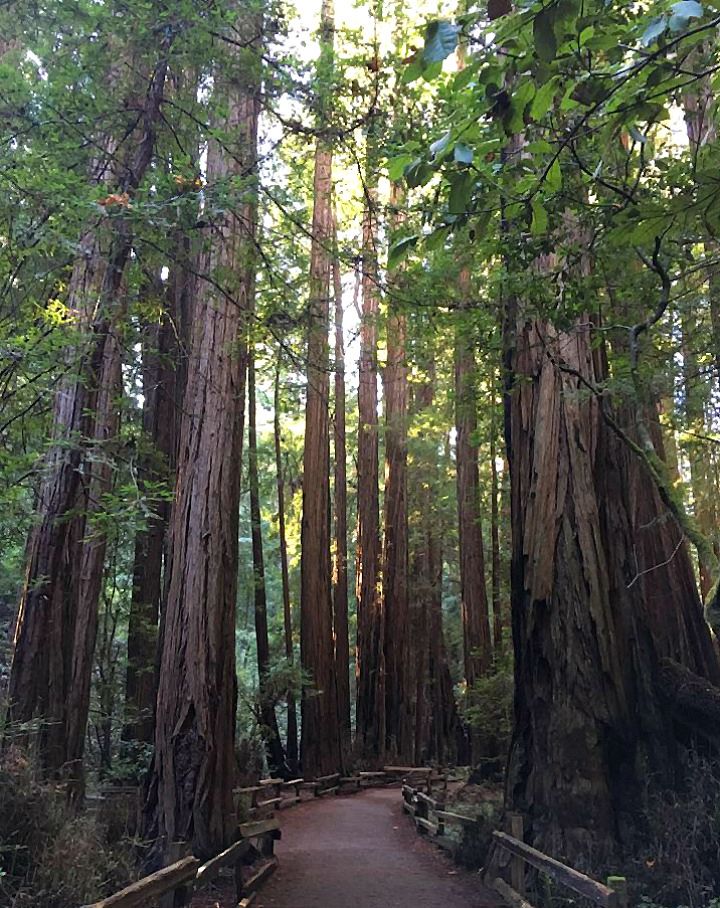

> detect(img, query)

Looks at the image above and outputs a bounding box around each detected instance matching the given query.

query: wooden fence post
[508,813,525,896]
[607,876,628,908]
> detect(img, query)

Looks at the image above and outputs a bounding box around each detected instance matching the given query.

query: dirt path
[254,788,497,908]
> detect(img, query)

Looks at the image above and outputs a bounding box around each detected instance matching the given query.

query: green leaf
[448,171,475,214]
[531,199,548,236]
[405,159,434,188]
[402,57,424,83]
[641,15,667,46]
[426,225,450,251]
[533,8,557,63]
[530,79,556,121]
[545,158,562,191]
[388,155,414,182]
[422,20,459,64]
[454,143,474,165]
[388,235,418,266]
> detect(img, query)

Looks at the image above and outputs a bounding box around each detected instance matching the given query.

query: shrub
[0,748,135,907]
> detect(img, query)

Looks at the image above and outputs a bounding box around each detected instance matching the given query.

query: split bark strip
[274,360,299,770]
[300,0,343,777]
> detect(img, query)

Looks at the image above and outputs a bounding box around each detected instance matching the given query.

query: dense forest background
[2,0,720,904]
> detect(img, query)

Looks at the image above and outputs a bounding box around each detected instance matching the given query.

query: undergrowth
[0,747,136,907]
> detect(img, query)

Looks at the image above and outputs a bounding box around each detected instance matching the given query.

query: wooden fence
[83,817,280,908]
[489,821,628,908]
[401,782,475,845]
[85,766,451,907]
[401,787,629,908]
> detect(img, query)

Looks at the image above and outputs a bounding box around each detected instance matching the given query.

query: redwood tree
[382,185,412,761]
[332,237,351,757]
[299,0,342,778]
[143,8,261,858]
[454,265,491,686]
[249,346,286,773]
[355,111,385,762]
[6,45,171,790]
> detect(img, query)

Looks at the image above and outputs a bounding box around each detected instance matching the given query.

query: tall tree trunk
[143,13,260,858]
[274,361,298,771]
[249,348,286,773]
[504,313,720,860]
[382,183,411,760]
[6,51,170,786]
[490,368,503,653]
[455,266,491,686]
[123,278,179,748]
[332,231,351,758]
[299,0,342,778]
[409,366,462,765]
[355,111,384,762]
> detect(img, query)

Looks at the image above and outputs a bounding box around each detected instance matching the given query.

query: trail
[255,787,498,908]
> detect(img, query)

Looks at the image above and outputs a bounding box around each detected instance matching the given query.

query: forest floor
[192,787,498,907]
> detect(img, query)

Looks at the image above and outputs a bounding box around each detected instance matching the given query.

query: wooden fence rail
[85,768,456,907]
[82,819,281,908]
[400,787,629,908]
[490,820,629,908]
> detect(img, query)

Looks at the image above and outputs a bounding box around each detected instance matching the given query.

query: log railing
[490,819,629,908]
[402,782,474,839]
[83,818,281,908]
[86,768,454,907]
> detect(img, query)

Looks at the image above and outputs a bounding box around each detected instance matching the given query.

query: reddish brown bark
[274,362,298,771]
[409,368,462,765]
[123,280,179,748]
[332,237,351,757]
[143,17,260,857]
[490,370,503,653]
[382,185,412,761]
[299,0,342,778]
[355,118,385,762]
[455,267,491,686]
[249,348,286,773]
[6,52,170,785]
[505,316,720,859]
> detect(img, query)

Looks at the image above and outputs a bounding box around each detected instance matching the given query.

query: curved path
[256,788,497,908]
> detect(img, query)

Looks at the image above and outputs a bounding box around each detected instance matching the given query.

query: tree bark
[355,111,385,762]
[382,184,411,760]
[143,13,260,858]
[123,278,179,748]
[455,266,491,686]
[299,0,342,778]
[274,361,298,771]
[409,366,462,765]
[249,347,286,774]
[332,231,351,758]
[6,50,170,787]
[490,368,503,653]
[504,315,720,861]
